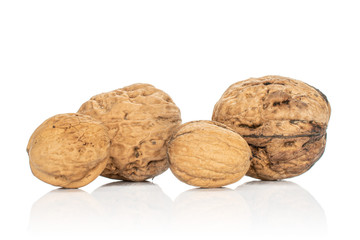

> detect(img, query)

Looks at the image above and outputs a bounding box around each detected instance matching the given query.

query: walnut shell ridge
[167,120,251,188]
[78,83,181,181]
[27,113,111,188]
[212,76,331,180]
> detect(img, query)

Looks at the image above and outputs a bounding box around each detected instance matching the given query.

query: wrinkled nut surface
[78,84,181,181]
[27,113,111,188]
[212,76,331,180]
[168,121,251,188]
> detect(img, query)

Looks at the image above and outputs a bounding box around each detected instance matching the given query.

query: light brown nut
[212,75,331,180]
[167,120,251,188]
[78,84,181,181]
[27,113,111,188]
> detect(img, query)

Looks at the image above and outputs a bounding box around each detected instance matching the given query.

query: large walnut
[212,76,331,180]
[167,121,251,188]
[27,113,111,188]
[78,84,181,181]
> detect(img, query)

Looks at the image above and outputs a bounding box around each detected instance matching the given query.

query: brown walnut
[27,113,111,188]
[212,76,331,180]
[78,83,181,181]
[167,120,251,188]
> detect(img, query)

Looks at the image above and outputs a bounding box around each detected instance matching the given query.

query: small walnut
[167,121,251,188]
[212,76,331,180]
[78,84,181,181]
[27,113,111,188]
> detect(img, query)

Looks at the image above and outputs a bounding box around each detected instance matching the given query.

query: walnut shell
[78,84,181,181]
[167,120,251,188]
[27,113,111,188]
[212,76,331,180]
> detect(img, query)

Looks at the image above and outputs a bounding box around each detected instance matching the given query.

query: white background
[0,0,359,239]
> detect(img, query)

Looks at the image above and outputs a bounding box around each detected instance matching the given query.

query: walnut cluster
[212,76,331,180]
[27,84,181,188]
[27,76,330,188]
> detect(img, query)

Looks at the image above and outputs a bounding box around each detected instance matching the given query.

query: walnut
[27,113,111,188]
[78,84,181,181]
[167,120,251,188]
[212,76,331,180]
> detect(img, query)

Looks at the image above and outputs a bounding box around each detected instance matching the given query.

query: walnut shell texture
[27,113,111,188]
[168,121,251,188]
[212,76,331,180]
[78,84,181,181]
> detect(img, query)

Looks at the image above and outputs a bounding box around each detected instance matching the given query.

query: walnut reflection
[91,181,173,232]
[235,181,327,237]
[172,188,251,233]
[172,181,326,237]
[28,189,100,233]
[28,182,172,234]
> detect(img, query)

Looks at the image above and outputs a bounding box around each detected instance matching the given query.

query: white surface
[0,1,359,239]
